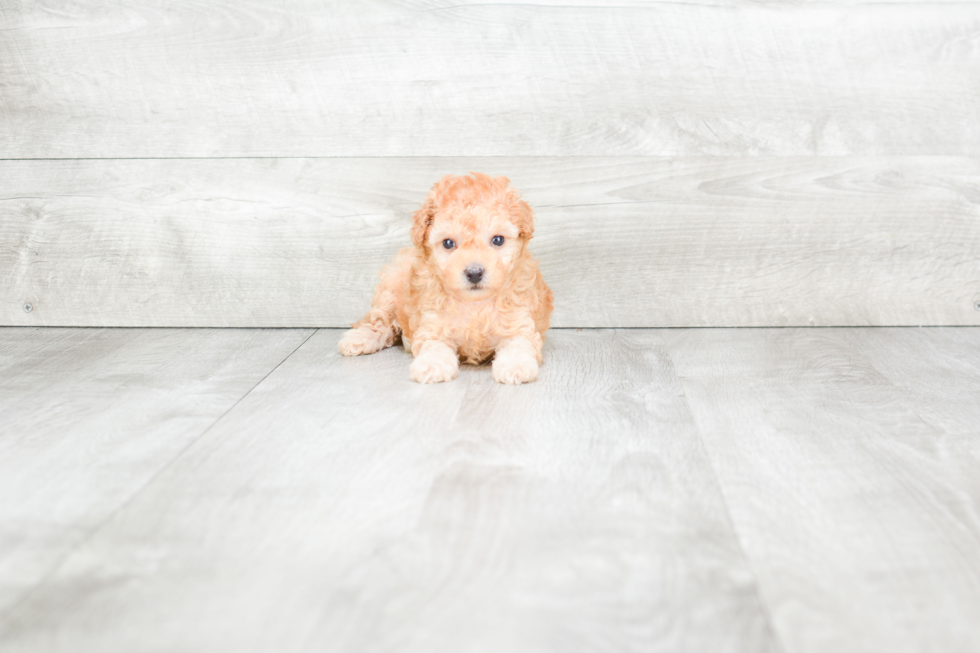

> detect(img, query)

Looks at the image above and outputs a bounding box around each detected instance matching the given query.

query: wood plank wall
[2,1,979,327]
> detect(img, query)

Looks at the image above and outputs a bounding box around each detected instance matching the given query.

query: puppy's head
[411,173,534,301]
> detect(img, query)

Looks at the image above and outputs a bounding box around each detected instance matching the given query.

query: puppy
[339,173,553,384]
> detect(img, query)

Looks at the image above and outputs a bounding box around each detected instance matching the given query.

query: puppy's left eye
[491,235,505,246]
[442,239,455,250]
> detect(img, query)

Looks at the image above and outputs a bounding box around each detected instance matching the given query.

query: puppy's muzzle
[464,265,484,285]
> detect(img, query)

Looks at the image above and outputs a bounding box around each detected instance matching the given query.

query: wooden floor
[1,327,978,653]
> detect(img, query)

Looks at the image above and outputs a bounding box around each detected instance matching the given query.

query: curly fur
[339,173,553,384]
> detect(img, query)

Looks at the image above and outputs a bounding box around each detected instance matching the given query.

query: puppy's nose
[464,265,484,284]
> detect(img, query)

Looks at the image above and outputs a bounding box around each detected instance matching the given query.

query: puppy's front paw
[410,342,459,384]
[492,351,538,385]
[339,325,390,356]
[410,354,458,384]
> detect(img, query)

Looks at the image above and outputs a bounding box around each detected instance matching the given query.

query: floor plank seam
[692,436,788,653]
[0,328,319,629]
[668,357,789,653]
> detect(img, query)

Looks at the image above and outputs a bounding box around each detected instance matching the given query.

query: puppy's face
[412,174,534,302]
[427,205,522,300]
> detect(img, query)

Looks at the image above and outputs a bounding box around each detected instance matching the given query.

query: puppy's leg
[339,250,415,357]
[410,340,459,384]
[338,320,396,356]
[339,291,398,357]
[492,334,542,385]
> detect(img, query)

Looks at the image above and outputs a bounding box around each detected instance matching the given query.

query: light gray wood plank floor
[1,327,978,653]
[0,328,314,616]
[665,329,980,653]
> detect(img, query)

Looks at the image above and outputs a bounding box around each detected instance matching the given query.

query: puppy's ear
[493,176,535,240]
[410,192,437,249]
[515,199,535,239]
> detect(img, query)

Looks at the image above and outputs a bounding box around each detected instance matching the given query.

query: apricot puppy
[339,173,553,384]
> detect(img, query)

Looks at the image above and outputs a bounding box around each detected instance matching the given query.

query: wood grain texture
[2,157,978,328]
[0,327,313,617]
[2,1,979,157]
[666,328,980,653]
[838,328,980,439]
[0,329,777,653]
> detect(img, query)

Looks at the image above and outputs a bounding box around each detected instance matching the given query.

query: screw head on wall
[975,300,980,311]
[23,302,33,313]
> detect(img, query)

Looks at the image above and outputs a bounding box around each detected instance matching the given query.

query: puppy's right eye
[442,239,455,250]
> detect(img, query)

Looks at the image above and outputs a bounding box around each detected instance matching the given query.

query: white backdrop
[2,1,979,326]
